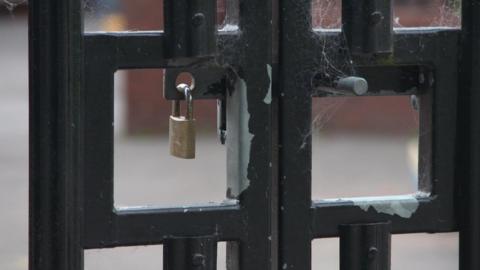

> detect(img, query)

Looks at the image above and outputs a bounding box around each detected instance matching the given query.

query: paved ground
[0,17,458,270]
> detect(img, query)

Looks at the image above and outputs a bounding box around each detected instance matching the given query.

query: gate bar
[29,1,84,270]
[163,0,217,59]
[342,0,393,55]
[339,222,391,270]
[459,0,480,269]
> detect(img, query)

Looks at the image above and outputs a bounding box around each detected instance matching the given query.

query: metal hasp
[342,0,393,55]
[340,222,391,270]
[336,76,369,95]
[164,67,226,100]
[164,236,217,270]
[164,0,217,59]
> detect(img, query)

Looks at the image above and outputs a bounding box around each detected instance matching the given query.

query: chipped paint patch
[320,193,429,218]
[227,77,253,197]
[264,64,272,104]
[237,78,253,194]
[353,195,419,218]
[220,24,240,32]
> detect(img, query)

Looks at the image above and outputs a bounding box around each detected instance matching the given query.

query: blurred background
[0,0,460,269]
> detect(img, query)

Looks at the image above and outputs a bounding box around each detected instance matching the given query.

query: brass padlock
[169,84,196,159]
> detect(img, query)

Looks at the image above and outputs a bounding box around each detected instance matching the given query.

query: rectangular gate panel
[279,0,459,269]
[83,32,245,248]
[81,1,278,270]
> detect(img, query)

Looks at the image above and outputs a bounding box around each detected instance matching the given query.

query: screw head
[368,247,378,260]
[370,11,384,25]
[192,254,206,267]
[192,13,206,27]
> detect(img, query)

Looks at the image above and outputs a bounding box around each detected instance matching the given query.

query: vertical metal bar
[225,0,277,268]
[83,37,116,245]
[164,0,217,58]
[164,237,217,270]
[279,0,313,269]
[29,1,84,270]
[459,0,480,269]
[339,222,391,270]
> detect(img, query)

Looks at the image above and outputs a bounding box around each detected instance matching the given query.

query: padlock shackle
[184,86,194,120]
[172,100,180,117]
[174,83,194,120]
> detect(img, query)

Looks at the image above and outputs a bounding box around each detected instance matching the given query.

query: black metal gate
[29,0,480,270]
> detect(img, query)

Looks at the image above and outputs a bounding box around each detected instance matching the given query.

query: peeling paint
[264,64,272,104]
[320,193,429,218]
[220,24,240,32]
[227,77,253,197]
[353,195,419,218]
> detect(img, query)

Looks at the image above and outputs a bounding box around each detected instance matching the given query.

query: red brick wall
[313,96,418,134]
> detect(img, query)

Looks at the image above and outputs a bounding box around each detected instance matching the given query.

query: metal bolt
[336,76,368,95]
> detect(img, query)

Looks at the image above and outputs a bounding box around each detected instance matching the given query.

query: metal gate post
[459,0,480,269]
[29,1,84,270]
